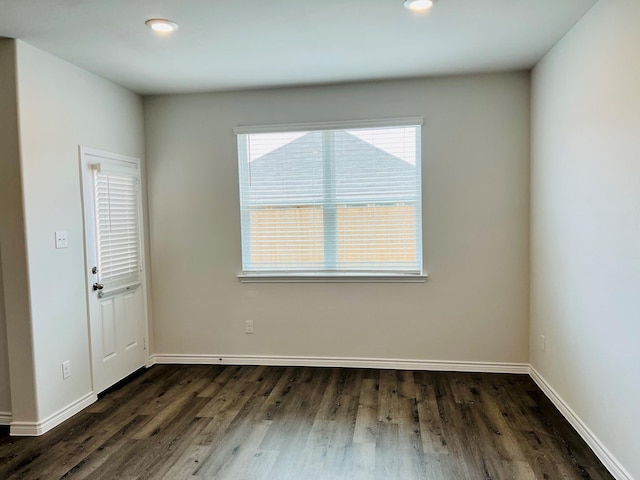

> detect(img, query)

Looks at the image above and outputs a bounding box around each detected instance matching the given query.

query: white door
[80,147,148,394]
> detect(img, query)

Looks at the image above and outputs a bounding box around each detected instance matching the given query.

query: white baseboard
[10,392,97,436]
[0,411,11,426]
[529,367,633,480]
[149,354,529,374]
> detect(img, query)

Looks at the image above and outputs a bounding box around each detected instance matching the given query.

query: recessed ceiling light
[145,18,179,34]
[404,0,436,12]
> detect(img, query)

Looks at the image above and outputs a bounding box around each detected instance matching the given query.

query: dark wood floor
[0,365,613,479]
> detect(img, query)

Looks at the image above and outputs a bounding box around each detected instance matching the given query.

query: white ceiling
[0,0,597,95]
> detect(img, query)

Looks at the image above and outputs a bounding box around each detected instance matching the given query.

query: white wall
[0,40,15,419]
[0,38,35,423]
[10,40,145,423]
[145,73,531,365]
[0,253,12,419]
[531,0,640,478]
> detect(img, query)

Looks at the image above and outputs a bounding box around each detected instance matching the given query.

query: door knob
[93,282,104,291]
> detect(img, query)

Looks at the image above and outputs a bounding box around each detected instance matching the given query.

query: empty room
[0,0,638,478]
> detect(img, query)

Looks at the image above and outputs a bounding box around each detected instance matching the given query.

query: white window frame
[234,117,428,283]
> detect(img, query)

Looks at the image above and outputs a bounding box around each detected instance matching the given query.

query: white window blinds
[236,119,423,276]
[93,166,141,287]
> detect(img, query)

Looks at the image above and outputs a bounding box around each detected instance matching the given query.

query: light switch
[55,231,68,249]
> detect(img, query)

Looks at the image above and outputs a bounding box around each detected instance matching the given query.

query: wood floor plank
[242,449,280,480]
[317,394,358,479]
[352,378,378,444]
[160,444,211,480]
[0,365,615,480]
[197,365,241,399]
[397,400,428,480]
[207,419,272,480]
[341,441,376,480]
[377,370,399,424]
[373,422,399,480]
[415,382,449,455]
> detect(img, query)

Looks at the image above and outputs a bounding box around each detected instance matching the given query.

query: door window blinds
[236,119,423,276]
[94,167,141,287]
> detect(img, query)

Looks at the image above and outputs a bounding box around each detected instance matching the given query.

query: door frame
[78,145,150,393]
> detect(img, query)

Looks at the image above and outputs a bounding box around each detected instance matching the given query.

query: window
[93,164,141,289]
[235,118,424,281]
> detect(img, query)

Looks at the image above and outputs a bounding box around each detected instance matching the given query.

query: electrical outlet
[245,320,254,334]
[62,360,71,379]
[540,334,546,352]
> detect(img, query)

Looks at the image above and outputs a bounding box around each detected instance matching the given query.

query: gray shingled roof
[247,131,417,204]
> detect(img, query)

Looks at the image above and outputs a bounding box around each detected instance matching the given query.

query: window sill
[237,273,428,283]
